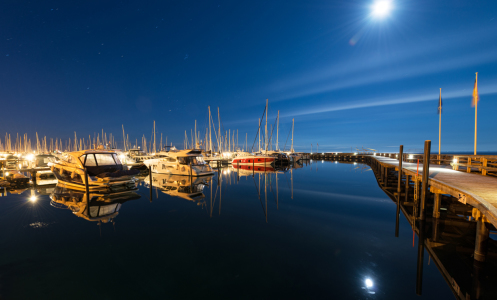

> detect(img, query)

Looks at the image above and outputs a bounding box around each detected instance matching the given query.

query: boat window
[112,154,121,164]
[85,154,97,166]
[79,155,86,165]
[89,203,119,217]
[95,154,116,166]
[167,157,176,162]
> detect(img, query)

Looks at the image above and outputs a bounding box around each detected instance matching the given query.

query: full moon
[372,0,392,18]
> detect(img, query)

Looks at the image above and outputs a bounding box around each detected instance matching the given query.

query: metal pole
[420,140,431,220]
[439,88,442,161]
[474,72,478,155]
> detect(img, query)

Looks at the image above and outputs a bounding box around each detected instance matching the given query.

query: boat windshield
[177,156,204,165]
[89,203,121,218]
[129,150,146,156]
[79,153,121,166]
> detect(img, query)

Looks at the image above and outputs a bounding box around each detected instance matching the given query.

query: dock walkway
[372,156,497,228]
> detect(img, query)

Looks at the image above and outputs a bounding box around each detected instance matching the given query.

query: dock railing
[375,152,497,177]
[450,155,497,177]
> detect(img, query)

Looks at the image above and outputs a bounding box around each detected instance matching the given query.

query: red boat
[231,155,275,166]
[231,164,275,172]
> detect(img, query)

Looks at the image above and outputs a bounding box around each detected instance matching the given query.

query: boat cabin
[78,152,124,176]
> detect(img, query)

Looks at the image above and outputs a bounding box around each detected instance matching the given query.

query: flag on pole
[437,92,442,114]
[472,74,479,107]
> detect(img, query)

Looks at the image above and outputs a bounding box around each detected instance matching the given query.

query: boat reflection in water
[49,185,141,223]
[144,173,212,204]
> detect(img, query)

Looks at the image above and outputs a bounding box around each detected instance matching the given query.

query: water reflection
[49,186,141,223]
[145,173,212,203]
[0,160,495,299]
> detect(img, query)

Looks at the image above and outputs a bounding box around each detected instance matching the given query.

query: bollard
[420,140,431,220]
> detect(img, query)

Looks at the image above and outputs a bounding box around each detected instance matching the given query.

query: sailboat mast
[258,118,261,152]
[208,106,212,152]
[265,99,268,152]
[276,110,279,151]
[291,118,294,152]
[218,107,221,153]
[153,120,156,153]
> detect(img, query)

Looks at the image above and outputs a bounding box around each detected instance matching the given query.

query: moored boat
[50,150,139,192]
[231,154,275,166]
[144,149,214,176]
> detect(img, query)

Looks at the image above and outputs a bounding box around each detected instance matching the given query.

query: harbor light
[29,196,37,202]
[26,154,35,161]
[409,155,413,159]
[453,158,458,164]
[5,172,9,176]
[354,152,358,155]
[365,278,373,288]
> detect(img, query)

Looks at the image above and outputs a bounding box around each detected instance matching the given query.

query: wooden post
[404,174,410,203]
[420,140,431,220]
[397,145,403,198]
[481,157,487,176]
[395,146,403,237]
[474,211,489,262]
[433,193,441,218]
[416,220,425,295]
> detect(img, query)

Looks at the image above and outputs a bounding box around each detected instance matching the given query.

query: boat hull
[231,157,275,165]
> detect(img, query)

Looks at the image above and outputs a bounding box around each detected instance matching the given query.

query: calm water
[0,161,457,299]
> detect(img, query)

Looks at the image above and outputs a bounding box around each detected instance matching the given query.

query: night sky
[2,0,497,152]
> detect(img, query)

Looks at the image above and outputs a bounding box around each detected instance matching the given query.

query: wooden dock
[370,155,497,229]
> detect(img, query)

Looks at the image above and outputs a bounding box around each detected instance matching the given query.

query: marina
[3,1,497,299]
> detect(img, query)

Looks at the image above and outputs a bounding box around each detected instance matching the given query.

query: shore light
[453,158,458,164]
[365,278,373,288]
[29,196,37,202]
[409,155,413,159]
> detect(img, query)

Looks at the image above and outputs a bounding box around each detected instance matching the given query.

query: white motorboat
[50,149,139,192]
[144,149,214,176]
